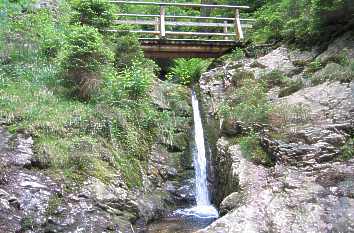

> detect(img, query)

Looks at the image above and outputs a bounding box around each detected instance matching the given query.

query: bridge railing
[108,1,255,41]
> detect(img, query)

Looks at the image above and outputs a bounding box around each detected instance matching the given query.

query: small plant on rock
[341,138,354,161]
[239,132,273,166]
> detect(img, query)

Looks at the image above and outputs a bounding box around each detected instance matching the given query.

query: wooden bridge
[109,1,254,58]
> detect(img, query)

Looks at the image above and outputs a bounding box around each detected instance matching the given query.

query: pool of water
[147,215,215,233]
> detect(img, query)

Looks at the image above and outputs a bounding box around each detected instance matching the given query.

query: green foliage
[228,48,246,61]
[20,216,36,231]
[1,7,63,63]
[45,194,63,217]
[310,62,354,85]
[306,60,323,73]
[168,58,211,86]
[113,34,144,70]
[278,79,304,97]
[70,0,116,29]
[260,70,304,97]
[341,137,354,161]
[253,0,354,45]
[102,60,156,101]
[58,25,114,99]
[59,25,113,73]
[238,132,273,166]
[219,78,270,125]
[261,70,288,88]
[0,0,162,188]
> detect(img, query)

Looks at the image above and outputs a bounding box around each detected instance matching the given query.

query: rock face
[198,32,354,233]
[0,128,139,233]
[0,81,194,232]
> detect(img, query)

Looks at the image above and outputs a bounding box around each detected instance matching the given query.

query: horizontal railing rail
[109,1,250,9]
[109,1,254,41]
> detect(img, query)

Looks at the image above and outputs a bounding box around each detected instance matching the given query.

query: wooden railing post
[234,9,244,40]
[159,6,166,38]
[154,16,159,38]
[223,20,228,40]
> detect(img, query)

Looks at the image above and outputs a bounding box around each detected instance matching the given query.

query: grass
[310,62,354,85]
[0,63,153,188]
[236,132,274,166]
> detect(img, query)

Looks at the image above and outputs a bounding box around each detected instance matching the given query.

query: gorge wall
[198,31,354,233]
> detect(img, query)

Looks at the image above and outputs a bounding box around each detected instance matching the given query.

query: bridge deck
[140,38,241,58]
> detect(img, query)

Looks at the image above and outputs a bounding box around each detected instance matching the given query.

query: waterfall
[174,90,218,219]
[191,90,210,206]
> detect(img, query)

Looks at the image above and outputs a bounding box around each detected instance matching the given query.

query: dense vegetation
[0,0,180,187]
[1,0,353,186]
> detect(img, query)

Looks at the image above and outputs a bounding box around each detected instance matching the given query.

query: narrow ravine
[147,89,218,233]
[176,90,218,218]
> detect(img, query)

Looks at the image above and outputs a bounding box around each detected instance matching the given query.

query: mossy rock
[311,63,353,85]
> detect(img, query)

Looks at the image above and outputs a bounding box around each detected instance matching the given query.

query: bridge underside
[140,39,241,58]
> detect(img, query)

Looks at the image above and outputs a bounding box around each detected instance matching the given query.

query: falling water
[174,90,218,219]
[191,90,210,206]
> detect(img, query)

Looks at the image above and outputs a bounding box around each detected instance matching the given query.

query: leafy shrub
[70,0,116,29]
[253,0,353,45]
[239,132,273,166]
[102,60,156,102]
[59,25,114,99]
[113,34,144,70]
[1,8,62,62]
[168,58,211,86]
[230,70,255,87]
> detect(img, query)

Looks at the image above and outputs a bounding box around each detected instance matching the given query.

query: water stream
[147,90,218,232]
[174,90,218,218]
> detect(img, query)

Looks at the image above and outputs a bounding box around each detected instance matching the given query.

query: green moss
[341,138,354,161]
[278,79,304,97]
[261,70,289,88]
[306,60,323,74]
[310,62,354,85]
[45,194,63,217]
[238,133,274,166]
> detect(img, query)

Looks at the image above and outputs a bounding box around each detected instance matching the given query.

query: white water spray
[191,90,210,206]
[175,90,218,219]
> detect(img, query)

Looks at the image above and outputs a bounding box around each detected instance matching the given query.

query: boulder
[256,47,298,76]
